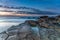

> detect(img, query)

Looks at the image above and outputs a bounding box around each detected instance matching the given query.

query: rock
[25,20,37,27]
[37,16,60,40]
[1,22,40,40]
[1,15,60,40]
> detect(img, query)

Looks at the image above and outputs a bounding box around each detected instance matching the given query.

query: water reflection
[0,22,20,32]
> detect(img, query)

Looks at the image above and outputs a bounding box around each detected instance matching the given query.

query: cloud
[0,5,58,16]
[0,0,60,14]
[0,6,42,16]
[0,5,41,14]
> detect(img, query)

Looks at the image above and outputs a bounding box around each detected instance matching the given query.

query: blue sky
[0,0,60,13]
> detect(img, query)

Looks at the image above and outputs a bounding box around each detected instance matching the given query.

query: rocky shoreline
[0,15,60,40]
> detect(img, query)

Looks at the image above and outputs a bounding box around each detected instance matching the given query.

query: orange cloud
[0,12,42,16]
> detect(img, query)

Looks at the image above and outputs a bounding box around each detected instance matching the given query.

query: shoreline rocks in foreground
[0,15,60,40]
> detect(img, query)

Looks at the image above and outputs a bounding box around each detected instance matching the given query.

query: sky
[0,0,60,15]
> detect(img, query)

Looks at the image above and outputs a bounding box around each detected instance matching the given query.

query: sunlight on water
[0,22,20,33]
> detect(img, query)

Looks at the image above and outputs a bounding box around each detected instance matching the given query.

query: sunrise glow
[0,11,43,16]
